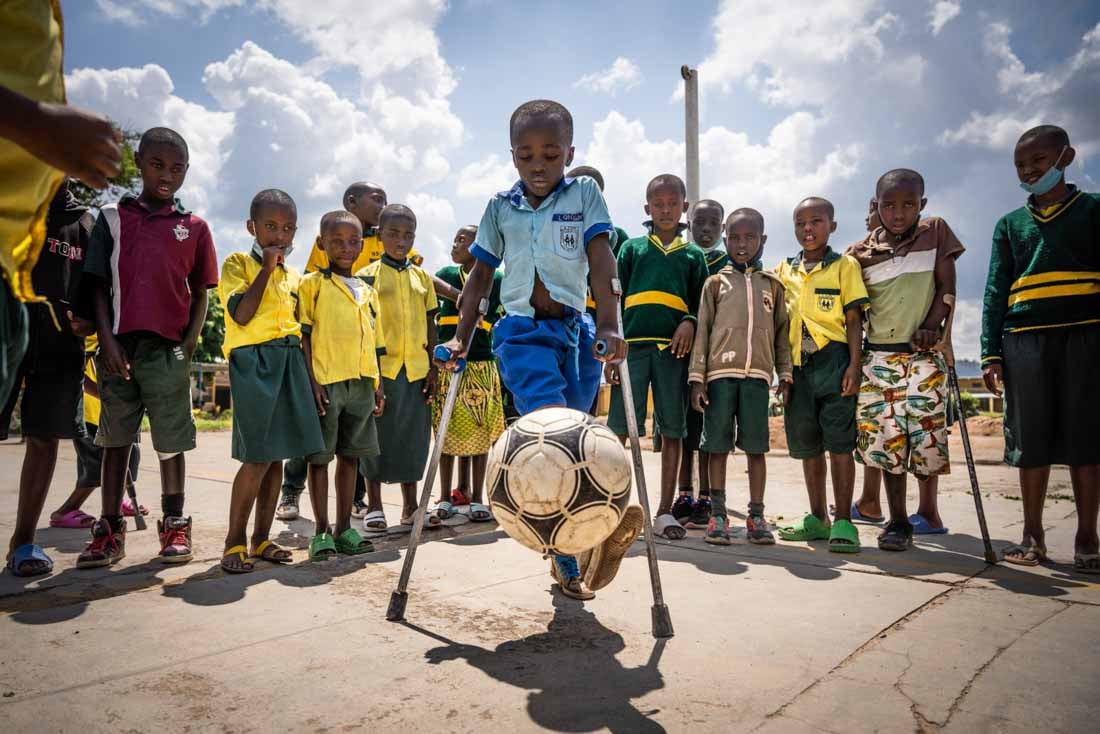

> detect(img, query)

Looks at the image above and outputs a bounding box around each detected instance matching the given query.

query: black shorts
[74,423,141,489]
[1003,324,1100,468]
[0,361,84,440]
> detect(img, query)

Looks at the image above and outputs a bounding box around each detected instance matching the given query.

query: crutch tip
[651,604,674,639]
[386,591,408,622]
[984,552,999,565]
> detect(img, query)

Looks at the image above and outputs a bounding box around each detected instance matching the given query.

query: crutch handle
[433,344,466,373]
[594,339,610,357]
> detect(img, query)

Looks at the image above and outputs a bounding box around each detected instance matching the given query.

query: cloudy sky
[66,0,1100,358]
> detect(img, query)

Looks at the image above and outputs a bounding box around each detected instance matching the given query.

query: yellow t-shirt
[0,0,67,301]
[82,334,100,426]
[303,232,422,274]
[219,251,302,356]
[774,248,869,366]
[298,270,383,385]
[357,258,437,382]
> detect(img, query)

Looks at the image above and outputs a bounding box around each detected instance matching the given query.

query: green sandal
[334,527,374,555]
[309,532,337,562]
[828,518,861,553]
[777,513,831,542]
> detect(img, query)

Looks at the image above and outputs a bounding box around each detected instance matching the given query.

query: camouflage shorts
[856,350,950,477]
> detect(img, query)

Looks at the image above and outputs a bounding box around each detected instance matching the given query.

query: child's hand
[775,378,792,406]
[603,361,620,385]
[910,327,938,351]
[374,385,385,416]
[99,333,131,380]
[841,363,861,397]
[982,364,1003,397]
[690,383,708,413]
[434,338,467,372]
[25,104,122,189]
[311,380,329,416]
[66,310,95,337]
[593,329,627,363]
[260,245,284,272]
[670,320,695,358]
[423,366,438,402]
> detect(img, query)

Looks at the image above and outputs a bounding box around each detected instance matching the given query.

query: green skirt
[229,336,324,464]
[361,367,430,483]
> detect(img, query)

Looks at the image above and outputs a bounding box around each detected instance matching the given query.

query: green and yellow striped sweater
[981,187,1100,365]
[617,232,708,345]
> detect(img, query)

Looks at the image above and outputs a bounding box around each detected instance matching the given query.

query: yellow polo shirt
[219,251,302,356]
[303,231,422,274]
[774,248,869,366]
[83,333,100,426]
[0,0,67,301]
[357,257,436,382]
[298,270,383,385]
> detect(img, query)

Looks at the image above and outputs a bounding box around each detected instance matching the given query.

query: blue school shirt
[470,176,613,318]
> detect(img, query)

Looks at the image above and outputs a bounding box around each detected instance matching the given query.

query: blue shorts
[492,312,602,415]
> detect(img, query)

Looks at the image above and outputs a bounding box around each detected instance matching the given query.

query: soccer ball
[487,407,633,556]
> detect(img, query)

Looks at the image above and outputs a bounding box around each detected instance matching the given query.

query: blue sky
[65,0,1100,358]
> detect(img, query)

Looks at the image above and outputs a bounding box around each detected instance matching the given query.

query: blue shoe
[7,543,53,577]
[908,513,948,535]
[850,503,885,524]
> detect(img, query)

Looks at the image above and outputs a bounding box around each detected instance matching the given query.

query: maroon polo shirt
[85,195,219,342]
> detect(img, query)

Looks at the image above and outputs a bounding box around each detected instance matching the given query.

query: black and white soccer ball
[487,407,632,556]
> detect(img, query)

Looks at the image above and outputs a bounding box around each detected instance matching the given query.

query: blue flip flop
[909,513,948,535]
[7,543,54,577]
[850,503,885,524]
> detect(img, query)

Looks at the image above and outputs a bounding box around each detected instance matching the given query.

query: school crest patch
[762,292,774,312]
[173,223,190,242]
[817,293,836,311]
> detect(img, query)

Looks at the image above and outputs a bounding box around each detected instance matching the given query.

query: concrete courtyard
[1,428,1097,733]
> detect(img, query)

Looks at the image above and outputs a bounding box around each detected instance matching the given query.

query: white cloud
[985,22,1045,99]
[928,1,961,36]
[456,154,515,200]
[574,57,643,96]
[937,112,1041,151]
[683,0,896,107]
[405,192,457,271]
[94,0,144,26]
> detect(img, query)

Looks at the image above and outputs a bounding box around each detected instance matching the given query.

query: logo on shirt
[817,293,836,312]
[172,223,190,242]
[46,237,83,262]
[720,350,737,364]
[762,292,773,313]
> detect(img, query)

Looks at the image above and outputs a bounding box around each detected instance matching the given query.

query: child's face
[793,204,835,255]
[876,184,925,235]
[321,222,364,272]
[136,142,188,203]
[511,124,574,200]
[645,184,689,235]
[1014,138,1068,188]
[725,215,766,265]
[379,215,416,260]
[247,204,297,250]
[690,203,723,249]
[865,199,881,232]
[451,227,476,266]
[347,187,387,227]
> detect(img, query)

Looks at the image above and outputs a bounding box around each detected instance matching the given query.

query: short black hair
[378,204,416,230]
[1017,124,1070,150]
[457,224,478,235]
[138,126,188,159]
[794,196,835,220]
[566,165,605,190]
[343,181,386,208]
[726,207,764,231]
[249,188,296,221]
[320,210,362,235]
[646,174,687,200]
[876,168,925,198]
[692,199,725,217]
[510,100,574,145]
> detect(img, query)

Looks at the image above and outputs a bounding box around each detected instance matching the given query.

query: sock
[748,501,765,518]
[105,515,125,533]
[710,490,727,518]
[162,493,185,518]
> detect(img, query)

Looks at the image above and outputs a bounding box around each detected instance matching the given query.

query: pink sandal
[50,510,96,529]
[122,498,148,517]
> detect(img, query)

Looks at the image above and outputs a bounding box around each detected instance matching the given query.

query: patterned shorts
[856,350,950,477]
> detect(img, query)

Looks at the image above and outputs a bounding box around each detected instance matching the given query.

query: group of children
[2,78,1097,588]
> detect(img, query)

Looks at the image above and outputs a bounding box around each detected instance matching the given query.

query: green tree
[70,128,142,209]
[193,289,225,363]
[958,391,981,418]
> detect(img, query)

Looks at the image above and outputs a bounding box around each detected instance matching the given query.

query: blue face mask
[1020,147,1067,196]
